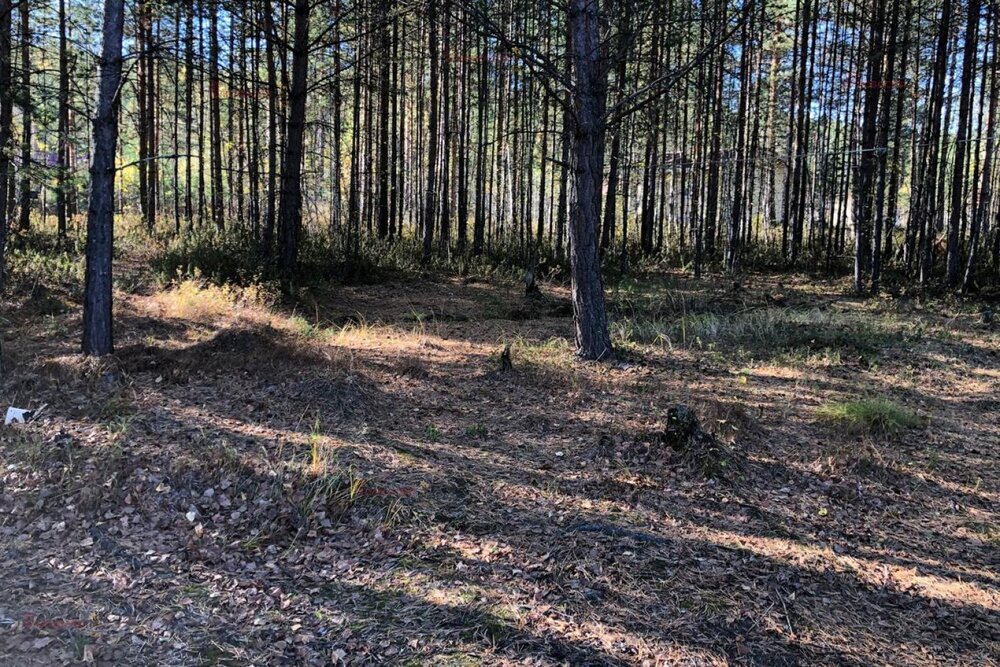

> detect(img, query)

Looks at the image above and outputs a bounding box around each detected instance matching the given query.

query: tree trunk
[197,1,206,225]
[456,18,469,252]
[555,23,571,263]
[964,9,998,292]
[423,0,439,261]
[946,0,980,286]
[376,0,391,239]
[918,0,952,284]
[262,0,279,253]
[727,19,751,274]
[137,0,149,229]
[390,15,401,239]
[568,0,612,360]
[0,0,12,292]
[147,12,158,231]
[346,5,362,250]
[439,15,451,256]
[472,35,487,255]
[330,0,343,236]
[17,0,29,232]
[209,1,225,231]
[57,0,70,239]
[277,0,311,284]
[82,0,125,356]
[853,0,886,294]
[184,0,194,230]
[601,56,626,253]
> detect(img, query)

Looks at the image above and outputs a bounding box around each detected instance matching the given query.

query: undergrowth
[612,305,917,358]
[148,228,561,289]
[816,397,921,437]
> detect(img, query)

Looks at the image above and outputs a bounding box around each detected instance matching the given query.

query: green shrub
[5,230,85,294]
[464,423,489,438]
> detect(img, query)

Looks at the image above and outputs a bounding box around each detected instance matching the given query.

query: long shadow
[113,320,989,588]
[393,489,998,666]
[11,284,998,665]
[130,331,998,601]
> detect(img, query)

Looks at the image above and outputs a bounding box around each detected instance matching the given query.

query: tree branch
[604,0,755,127]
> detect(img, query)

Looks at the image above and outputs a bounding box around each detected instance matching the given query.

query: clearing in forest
[1,266,998,666]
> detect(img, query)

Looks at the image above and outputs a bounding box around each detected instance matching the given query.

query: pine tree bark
[946,0,980,286]
[147,12,157,230]
[439,15,451,255]
[0,0,12,292]
[422,0,439,261]
[277,0,311,284]
[137,0,150,229]
[727,19,751,274]
[57,0,70,240]
[17,0,30,232]
[376,0,391,239]
[329,0,344,236]
[964,8,997,291]
[456,19,470,252]
[184,0,194,229]
[472,36,487,255]
[82,0,125,356]
[853,0,886,294]
[262,0,279,252]
[567,0,612,360]
[209,1,225,231]
[390,15,401,239]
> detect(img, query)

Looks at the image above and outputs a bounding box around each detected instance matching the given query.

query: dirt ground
[1,269,998,666]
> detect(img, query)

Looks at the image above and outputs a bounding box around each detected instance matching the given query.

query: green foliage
[5,230,85,294]
[816,398,921,436]
[612,305,914,358]
[296,467,366,522]
[150,229,271,286]
[150,229,435,288]
[289,314,323,339]
[464,423,489,439]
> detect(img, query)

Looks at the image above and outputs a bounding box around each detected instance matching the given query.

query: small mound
[697,399,758,445]
[201,326,282,354]
[34,354,128,392]
[598,404,745,479]
[655,405,741,478]
[118,325,347,383]
[175,325,336,374]
[18,284,71,317]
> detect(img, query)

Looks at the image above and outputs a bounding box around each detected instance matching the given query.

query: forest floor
[1,255,999,666]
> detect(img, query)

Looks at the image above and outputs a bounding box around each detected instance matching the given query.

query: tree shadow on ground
[4,277,999,665]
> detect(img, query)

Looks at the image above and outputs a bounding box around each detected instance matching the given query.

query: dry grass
[150,279,242,322]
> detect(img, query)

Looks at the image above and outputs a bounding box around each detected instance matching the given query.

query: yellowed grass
[150,280,244,322]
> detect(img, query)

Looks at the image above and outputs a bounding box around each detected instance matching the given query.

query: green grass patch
[464,423,489,439]
[611,305,923,364]
[816,398,920,436]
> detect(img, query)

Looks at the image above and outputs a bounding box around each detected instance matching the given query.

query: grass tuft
[817,398,920,436]
[152,279,241,322]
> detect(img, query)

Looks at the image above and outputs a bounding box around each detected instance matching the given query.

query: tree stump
[654,404,742,479]
[499,344,513,373]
